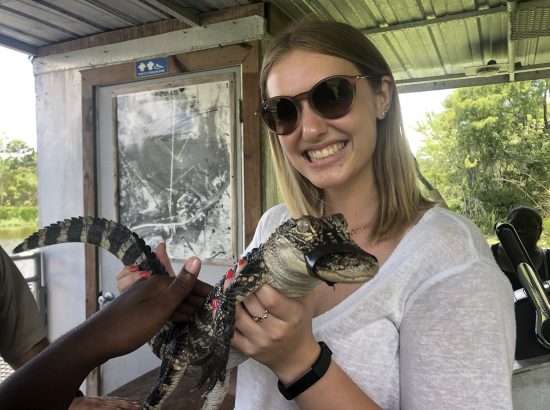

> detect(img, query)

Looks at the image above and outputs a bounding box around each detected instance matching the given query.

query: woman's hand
[116,242,212,321]
[116,242,176,292]
[230,284,320,383]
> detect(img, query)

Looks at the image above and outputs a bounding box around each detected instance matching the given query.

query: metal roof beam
[507,0,517,82]
[397,63,550,93]
[143,0,200,27]
[0,33,37,55]
[361,6,506,35]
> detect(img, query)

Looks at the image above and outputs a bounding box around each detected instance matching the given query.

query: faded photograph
[116,77,235,262]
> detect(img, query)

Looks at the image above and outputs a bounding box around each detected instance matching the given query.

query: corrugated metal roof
[0,0,549,91]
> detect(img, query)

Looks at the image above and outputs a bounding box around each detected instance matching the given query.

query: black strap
[277,341,332,400]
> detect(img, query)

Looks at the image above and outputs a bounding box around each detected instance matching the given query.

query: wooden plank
[80,75,99,319]
[38,19,189,57]
[146,0,200,26]
[266,3,293,35]
[37,4,265,57]
[108,367,235,409]
[169,44,253,73]
[241,41,262,246]
[201,3,264,25]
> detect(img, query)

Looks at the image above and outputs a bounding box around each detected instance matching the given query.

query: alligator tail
[12,216,167,276]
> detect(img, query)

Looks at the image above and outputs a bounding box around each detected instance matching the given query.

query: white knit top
[235,204,515,409]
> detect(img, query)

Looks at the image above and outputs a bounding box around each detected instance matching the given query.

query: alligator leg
[201,348,247,410]
[201,371,231,410]
[145,286,222,407]
[143,322,192,409]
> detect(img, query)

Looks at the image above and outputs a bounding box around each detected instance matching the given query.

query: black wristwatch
[277,341,332,400]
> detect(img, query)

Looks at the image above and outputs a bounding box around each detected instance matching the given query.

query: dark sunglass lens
[313,77,354,118]
[262,98,298,134]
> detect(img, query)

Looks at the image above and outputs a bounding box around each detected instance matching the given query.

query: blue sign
[135,57,168,77]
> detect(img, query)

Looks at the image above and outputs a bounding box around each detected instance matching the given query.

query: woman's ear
[376,75,394,120]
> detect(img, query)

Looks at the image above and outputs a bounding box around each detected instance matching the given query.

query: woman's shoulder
[396,206,495,268]
[244,204,291,252]
[416,206,487,244]
[384,207,511,306]
[421,205,478,229]
[257,203,291,230]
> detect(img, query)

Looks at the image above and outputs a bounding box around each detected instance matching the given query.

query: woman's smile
[305,141,347,162]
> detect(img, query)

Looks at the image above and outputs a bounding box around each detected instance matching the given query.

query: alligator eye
[297,220,310,233]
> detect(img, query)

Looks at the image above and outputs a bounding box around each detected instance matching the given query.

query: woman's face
[266,48,391,193]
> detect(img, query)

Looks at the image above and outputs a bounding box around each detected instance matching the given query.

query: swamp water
[0,226,37,254]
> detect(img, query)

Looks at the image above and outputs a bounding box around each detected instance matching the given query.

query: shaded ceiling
[0,0,549,92]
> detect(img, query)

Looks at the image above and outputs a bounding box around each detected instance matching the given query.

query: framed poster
[113,73,236,263]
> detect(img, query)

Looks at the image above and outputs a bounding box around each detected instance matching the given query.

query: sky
[0,47,36,148]
[401,89,452,153]
[0,45,452,154]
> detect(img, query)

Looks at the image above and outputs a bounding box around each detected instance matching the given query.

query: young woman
[119,17,515,409]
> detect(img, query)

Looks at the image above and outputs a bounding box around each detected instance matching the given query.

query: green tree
[0,135,37,207]
[416,80,550,233]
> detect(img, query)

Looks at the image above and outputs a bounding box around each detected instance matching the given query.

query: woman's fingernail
[130,265,138,272]
[211,298,219,310]
[139,271,150,279]
[226,268,235,280]
[238,258,246,266]
[184,257,200,275]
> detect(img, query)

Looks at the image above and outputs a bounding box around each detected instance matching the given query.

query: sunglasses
[255,74,372,135]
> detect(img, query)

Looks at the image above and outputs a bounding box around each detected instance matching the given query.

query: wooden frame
[81,41,261,393]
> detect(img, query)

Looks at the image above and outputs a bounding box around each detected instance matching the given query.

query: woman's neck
[322,189,379,236]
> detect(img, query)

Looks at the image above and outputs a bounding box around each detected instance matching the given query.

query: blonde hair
[261,17,431,240]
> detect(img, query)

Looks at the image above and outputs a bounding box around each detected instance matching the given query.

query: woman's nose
[299,101,328,140]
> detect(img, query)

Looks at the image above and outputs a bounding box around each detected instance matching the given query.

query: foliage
[0,135,37,208]
[542,218,550,248]
[416,80,550,234]
[0,206,38,222]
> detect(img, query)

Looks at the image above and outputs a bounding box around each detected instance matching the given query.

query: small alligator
[14,214,378,409]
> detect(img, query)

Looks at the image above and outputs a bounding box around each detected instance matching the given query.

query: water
[0,226,36,254]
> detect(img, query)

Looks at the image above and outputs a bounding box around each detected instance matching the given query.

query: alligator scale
[14,215,378,409]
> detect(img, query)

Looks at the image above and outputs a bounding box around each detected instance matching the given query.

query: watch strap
[277,341,332,400]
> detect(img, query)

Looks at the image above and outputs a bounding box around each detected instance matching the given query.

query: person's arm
[232,284,381,409]
[0,257,202,410]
